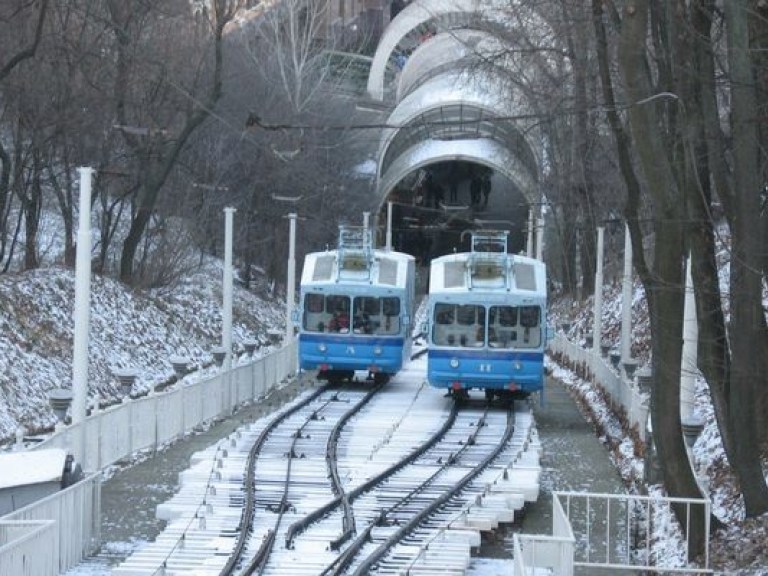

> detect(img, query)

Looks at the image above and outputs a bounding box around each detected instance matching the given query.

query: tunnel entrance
[380,160,529,266]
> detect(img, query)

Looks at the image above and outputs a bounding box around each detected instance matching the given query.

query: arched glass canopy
[366,0,554,225]
[397,29,506,101]
[376,69,539,210]
[367,0,510,101]
[377,138,532,204]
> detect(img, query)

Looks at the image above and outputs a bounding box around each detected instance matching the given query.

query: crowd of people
[411,164,493,210]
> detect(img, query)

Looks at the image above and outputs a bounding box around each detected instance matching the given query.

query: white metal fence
[0,520,58,576]
[514,491,712,574]
[514,495,575,575]
[31,343,297,472]
[0,342,297,575]
[548,333,649,442]
[0,475,100,576]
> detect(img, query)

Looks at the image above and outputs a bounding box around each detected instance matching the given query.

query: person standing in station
[470,173,482,206]
[448,163,459,203]
[481,169,492,208]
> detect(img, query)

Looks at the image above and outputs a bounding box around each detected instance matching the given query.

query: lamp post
[592,226,605,354]
[681,315,707,499]
[286,213,298,344]
[526,207,534,258]
[271,194,303,346]
[72,167,93,466]
[535,212,545,261]
[620,223,634,364]
[386,201,393,251]
[222,207,235,371]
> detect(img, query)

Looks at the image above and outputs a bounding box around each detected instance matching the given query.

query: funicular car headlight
[318,343,327,352]
[449,358,460,369]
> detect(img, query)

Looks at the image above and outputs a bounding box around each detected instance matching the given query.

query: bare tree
[0,0,49,270]
[106,0,243,284]
[722,0,768,515]
[162,1,376,294]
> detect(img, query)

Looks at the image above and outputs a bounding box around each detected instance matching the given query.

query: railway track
[113,355,541,576]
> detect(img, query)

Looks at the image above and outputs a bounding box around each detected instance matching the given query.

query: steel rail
[217,384,328,576]
[243,395,339,575]
[240,385,383,575]
[324,382,385,550]
[323,405,491,576]
[349,402,516,576]
[284,399,460,552]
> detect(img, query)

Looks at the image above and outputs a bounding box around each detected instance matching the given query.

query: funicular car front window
[379,297,401,334]
[303,293,327,332]
[326,295,351,333]
[519,305,542,348]
[353,296,378,334]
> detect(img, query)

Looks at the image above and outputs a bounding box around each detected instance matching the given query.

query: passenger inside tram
[329,310,349,332]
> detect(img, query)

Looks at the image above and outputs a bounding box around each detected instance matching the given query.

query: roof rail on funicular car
[467,230,513,290]
[336,225,375,280]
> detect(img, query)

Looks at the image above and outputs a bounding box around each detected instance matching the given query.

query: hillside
[547,240,768,573]
[2,247,767,573]
[0,261,285,444]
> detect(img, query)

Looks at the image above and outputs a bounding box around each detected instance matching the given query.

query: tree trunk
[21,153,42,271]
[0,142,11,266]
[618,0,707,556]
[723,0,768,516]
[112,2,231,284]
[686,0,736,464]
[591,0,653,293]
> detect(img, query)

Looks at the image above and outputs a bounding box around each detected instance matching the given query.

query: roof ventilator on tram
[467,230,512,290]
[336,225,375,281]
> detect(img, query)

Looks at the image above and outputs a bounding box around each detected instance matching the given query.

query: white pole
[223,207,236,372]
[72,168,93,425]
[526,207,534,258]
[535,215,545,261]
[620,224,634,363]
[72,167,92,466]
[386,201,393,251]
[592,226,605,352]
[286,213,297,344]
[681,254,698,421]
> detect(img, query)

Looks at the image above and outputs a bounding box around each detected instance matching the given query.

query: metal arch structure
[396,28,506,101]
[376,68,540,208]
[366,0,511,101]
[377,138,532,204]
[366,0,561,232]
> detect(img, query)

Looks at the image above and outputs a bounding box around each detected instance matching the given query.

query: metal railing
[0,341,297,575]
[548,333,649,441]
[0,520,58,576]
[515,491,711,574]
[0,475,100,576]
[514,495,575,575]
[30,342,297,473]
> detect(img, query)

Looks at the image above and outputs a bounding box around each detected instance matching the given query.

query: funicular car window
[492,306,518,327]
[326,295,349,313]
[305,293,324,313]
[326,295,351,333]
[356,296,379,315]
[520,306,540,328]
[457,305,481,326]
[382,297,400,316]
[353,296,378,334]
[435,304,454,324]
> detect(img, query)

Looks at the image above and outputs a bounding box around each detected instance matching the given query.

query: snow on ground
[0,259,285,446]
[4,221,768,574]
[548,241,768,574]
